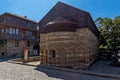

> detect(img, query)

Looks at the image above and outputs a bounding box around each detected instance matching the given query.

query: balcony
[0,21,37,31]
[0,33,38,41]
[5,34,23,40]
[23,36,36,41]
[0,33,23,40]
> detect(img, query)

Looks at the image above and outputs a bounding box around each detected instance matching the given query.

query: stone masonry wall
[40,28,99,68]
[0,44,5,57]
[6,40,34,57]
[76,28,99,65]
[6,40,23,57]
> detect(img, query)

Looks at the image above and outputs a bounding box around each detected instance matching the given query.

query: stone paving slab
[39,65,120,80]
[1,61,118,80]
[8,59,120,80]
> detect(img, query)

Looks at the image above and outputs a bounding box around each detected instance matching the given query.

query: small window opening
[50,49,56,58]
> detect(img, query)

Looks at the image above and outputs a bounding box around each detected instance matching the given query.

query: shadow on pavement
[34,59,120,80]
[35,65,80,80]
[35,65,65,80]
[89,58,120,75]
[0,56,15,62]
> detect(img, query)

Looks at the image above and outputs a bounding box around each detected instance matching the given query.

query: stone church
[38,2,99,68]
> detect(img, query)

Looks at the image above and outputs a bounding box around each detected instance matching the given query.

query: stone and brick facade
[38,2,99,68]
[0,12,39,57]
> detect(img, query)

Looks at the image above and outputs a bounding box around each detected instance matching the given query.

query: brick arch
[48,47,58,54]
[66,46,76,66]
[61,47,66,53]
[47,47,59,65]
[67,46,76,58]
[68,46,76,52]
[56,47,67,66]
[75,46,86,64]
[49,49,56,58]
[76,46,85,53]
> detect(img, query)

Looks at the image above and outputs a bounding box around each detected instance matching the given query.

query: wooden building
[0,12,39,57]
[38,2,99,68]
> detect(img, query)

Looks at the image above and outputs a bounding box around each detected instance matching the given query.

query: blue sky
[0,0,120,22]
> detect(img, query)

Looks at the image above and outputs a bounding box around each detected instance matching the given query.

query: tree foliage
[95,16,120,54]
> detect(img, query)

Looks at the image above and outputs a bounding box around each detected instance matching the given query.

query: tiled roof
[1,12,37,23]
[42,16,78,33]
[38,1,99,37]
[46,16,77,25]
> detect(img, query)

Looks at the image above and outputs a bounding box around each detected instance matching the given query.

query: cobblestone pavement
[0,58,119,80]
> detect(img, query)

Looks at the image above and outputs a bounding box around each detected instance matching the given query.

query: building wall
[40,28,99,68]
[6,40,23,56]
[6,40,34,57]
[0,44,6,56]
[2,14,36,30]
[0,13,38,58]
[76,28,99,65]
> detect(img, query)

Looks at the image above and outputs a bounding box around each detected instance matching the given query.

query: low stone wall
[28,56,40,62]
[12,56,40,62]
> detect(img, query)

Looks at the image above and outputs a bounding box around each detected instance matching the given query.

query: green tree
[95,16,120,55]
[111,16,120,54]
[95,17,113,49]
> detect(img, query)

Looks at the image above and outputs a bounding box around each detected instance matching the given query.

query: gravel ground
[0,58,119,80]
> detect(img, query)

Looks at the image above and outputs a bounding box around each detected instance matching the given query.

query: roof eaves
[2,12,37,23]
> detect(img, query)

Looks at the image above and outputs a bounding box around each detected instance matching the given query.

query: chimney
[24,16,27,18]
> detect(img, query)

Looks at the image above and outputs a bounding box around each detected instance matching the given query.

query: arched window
[50,49,56,58]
